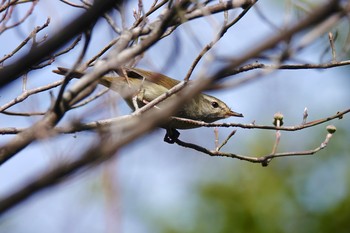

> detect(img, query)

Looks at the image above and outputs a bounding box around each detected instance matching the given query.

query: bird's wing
[122,67,180,89]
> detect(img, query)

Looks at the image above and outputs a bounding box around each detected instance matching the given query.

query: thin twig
[31,35,82,70]
[54,32,92,110]
[1,110,45,116]
[271,113,283,158]
[169,108,349,131]
[84,37,119,67]
[328,32,337,61]
[58,0,86,8]
[227,59,350,76]
[0,107,348,135]
[0,80,64,112]
[133,0,168,27]
[0,17,50,64]
[184,1,256,81]
[216,130,236,151]
[302,107,308,125]
[0,0,38,33]
[214,128,219,149]
[173,127,335,167]
[71,88,109,109]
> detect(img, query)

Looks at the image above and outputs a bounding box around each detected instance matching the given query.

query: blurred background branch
[0,0,349,232]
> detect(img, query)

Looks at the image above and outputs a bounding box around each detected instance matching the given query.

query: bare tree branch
[173,125,336,166]
[0,0,122,88]
[0,17,50,64]
[0,79,63,112]
[0,0,38,34]
[0,0,192,165]
[0,0,349,219]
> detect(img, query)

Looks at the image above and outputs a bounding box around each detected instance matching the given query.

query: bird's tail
[52,67,85,78]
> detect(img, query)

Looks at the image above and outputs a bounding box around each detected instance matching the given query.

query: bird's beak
[227,110,244,118]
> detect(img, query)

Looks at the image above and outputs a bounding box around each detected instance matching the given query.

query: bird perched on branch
[53,67,243,143]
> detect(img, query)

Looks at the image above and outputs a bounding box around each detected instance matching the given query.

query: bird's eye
[211,101,219,108]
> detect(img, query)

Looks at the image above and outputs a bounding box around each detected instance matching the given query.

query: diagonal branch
[0,0,122,88]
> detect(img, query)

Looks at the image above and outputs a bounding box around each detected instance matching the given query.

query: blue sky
[0,1,349,232]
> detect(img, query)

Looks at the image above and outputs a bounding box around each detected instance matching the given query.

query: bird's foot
[164,128,180,144]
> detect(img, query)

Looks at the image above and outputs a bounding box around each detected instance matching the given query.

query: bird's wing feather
[123,67,180,89]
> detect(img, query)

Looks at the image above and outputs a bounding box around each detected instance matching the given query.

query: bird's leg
[132,95,140,110]
[164,128,180,144]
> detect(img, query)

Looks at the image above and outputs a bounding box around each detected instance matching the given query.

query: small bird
[53,67,243,143]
